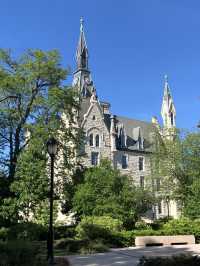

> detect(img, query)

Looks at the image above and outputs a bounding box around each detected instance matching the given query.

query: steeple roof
[161,75,176,128]
[76,18,89,70]
[162,75,176,114]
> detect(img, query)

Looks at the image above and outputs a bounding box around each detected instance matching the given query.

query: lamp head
[47,137,58,156]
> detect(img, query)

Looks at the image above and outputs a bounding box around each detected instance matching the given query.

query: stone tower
[161,75,176,128]
[161,75,176,138]
[72,18,93,97]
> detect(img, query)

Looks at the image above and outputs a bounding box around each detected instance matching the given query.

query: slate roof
[78,98,155,153]
[78,98,91,124]
[115,116,155,152]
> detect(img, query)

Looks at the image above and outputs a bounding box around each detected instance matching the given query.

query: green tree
[0,49,80,222]
[73,160,154,229]
[150,130,183,204]
[151,130,200,218]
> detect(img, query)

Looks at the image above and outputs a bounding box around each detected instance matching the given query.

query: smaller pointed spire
[76,17,89,70]
[80,17,84,32]
[164,74,168,83]
[161,75,176,128]
[164,74,170,95]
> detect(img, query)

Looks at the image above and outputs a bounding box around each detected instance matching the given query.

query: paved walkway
[67,244,200,266]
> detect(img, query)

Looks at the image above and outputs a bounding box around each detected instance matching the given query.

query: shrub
[0,240,46,266]
[76,216,123,240]
[75,216,136,248]
[110,230,135,247]
[8,222,47,241]
[54,238,108,255]
[162,217,200,242]
[82,216,123,232]
[138,254,200,266]
[54,225,76,240]
[76,221,111,241]
[80,239,109,254]
[134,218,200,243]
[55,238,88,253]
[0,227,10,241]
[134,229,161,236]
[135,221,151,230]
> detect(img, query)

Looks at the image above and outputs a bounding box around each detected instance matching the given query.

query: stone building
[71,19,178,220]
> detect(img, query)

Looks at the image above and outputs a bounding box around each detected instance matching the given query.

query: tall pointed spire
[161,75,176,128]
[73,18,94,98]
[76,17,89,70]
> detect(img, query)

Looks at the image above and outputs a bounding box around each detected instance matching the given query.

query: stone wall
[81,101,111,167]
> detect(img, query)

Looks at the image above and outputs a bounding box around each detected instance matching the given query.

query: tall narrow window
[170,113,174,126]
[158,202,162,214]
[122,155,128,169]
[95,135,99,147]
[139,157,144,171]
[91,152,99,166]
[140,176,145,188]
[89,134,93,146]
[156,178,161,191]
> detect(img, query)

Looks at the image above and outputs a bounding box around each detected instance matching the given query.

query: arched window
[89,134,93,146]
[95,135,100,147]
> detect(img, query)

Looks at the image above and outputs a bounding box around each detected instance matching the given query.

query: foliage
[134,217,200,243]
[0,227,10,241]
[54,225,76,240]
[0,240,46,266]
[138,255,200,266]
[183,179,200,219]
[151,131,200,219]
[75,216,135,248]
[76,216,123,236]
[0,222,47,241]
[73,160,154,229]
[135,220,152,230]
[79,239,109,254]
[76,218,111,241]
[55,238,87,252]
[54,237,108,254]
[61,166,86,215]
[0,49,80,222]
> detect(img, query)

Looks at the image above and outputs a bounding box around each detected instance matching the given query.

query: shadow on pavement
[67,244,200,266]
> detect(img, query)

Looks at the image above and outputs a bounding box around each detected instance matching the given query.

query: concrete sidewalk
[67,244,200,266]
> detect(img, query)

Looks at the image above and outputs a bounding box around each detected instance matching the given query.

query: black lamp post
[47,137,58,265]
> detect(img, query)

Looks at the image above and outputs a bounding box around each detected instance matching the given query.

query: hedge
[0,240,46,266]
[138,255,200,266]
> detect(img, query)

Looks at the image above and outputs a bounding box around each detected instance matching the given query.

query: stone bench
[135,235,195,247]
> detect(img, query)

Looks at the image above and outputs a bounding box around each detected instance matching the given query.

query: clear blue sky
[1,0,200,130]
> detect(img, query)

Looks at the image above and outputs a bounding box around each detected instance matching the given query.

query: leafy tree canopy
[73,160,154,229]
[0,49,80,223]
[151,130,200,219]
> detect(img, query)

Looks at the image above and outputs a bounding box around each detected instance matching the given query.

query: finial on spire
[164,74,168,83]
[80,17,84,32]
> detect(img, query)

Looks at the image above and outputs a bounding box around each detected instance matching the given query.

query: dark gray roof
[103,113,111,131]
[78,98,91,124]
[115,116,155,152]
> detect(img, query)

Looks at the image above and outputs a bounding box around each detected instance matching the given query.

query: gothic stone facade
[71,20,178,220]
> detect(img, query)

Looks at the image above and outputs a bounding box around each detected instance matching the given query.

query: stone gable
[81,100,111,167]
